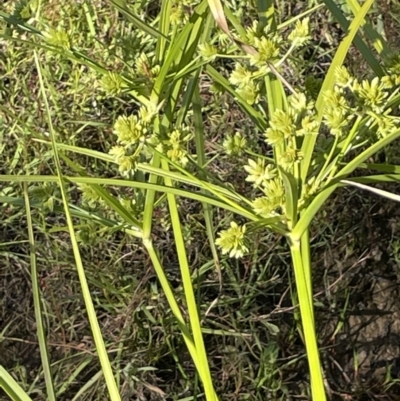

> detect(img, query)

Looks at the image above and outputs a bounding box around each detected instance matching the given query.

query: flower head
[229,64,254,88]
[198,43,218,61]
[114,114,147,146]
[252,196,275,217]
[101,72,126,95]
[269,109,296,138]
[335,66,353,88]
[235,81,260,105]
[244,159,277,187]
[78,184,102,208]
[288,18,310,47]
[215,222,248,258]
[223,132,247,156]
[44,27,70,50]
[323,108,348,137]
[109,145,138,175]
[250,37,280,66]
[162,127,193,166]
[353,77,388,112]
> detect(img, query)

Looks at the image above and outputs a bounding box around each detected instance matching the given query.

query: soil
[316,190,400,399]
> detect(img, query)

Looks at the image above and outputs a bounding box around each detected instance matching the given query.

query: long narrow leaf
[321,0,384,76]
[0,174,258,221]
[343,174,400,184]
[107,0,166,40]
[59,153,142,232]
[162,159,218,401]
[0,365,34,401]
[0,196,141,237]
[23,184,56,401]
[142,153,161,240]
[294,128,400,240]
[358,162,400,173]
[0,10,42,35]
[280,168,298,228]
[341,179,400,202]
[143,243,202,372]
[301,0,376,181]
[343,0,390,57]
[32,139,251,204]
[34,52,122,401]
[192,78,222,288]
[289,243,325,401]
[151,0,208,104]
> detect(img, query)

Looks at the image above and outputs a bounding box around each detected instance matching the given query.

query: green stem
[315,135,339,185]
[327,115,362,181]
[161,159,218,401]
[289,238,326,401]
[300,228,313,323]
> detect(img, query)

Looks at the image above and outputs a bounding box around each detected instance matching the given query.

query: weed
[1,0,400,400]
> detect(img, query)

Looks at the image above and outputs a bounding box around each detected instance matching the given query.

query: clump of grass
[1,0,400,400]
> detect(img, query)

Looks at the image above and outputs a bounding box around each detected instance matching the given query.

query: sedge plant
[2,0,400,400]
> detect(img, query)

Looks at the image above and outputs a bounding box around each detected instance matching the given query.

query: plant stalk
[289,237,326,401]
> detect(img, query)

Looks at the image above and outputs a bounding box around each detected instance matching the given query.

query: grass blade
[58,153,143,232]
[192,78,222,288]
[341,179,400,202]
[150,0,208,104]
[23,184,56,401]
[34,51,121,401]
[0,10,42,35]
[344,0,390,56]
[155,0,172,62]
[0,365,34,401]
[107,0,167,40]
[161,159,218,401]
[321,0,384,76]
[0,174,258,220]
[280,168,298,229]
[294,127,400,240]
[289,242,325,401]
[301,0,376,181]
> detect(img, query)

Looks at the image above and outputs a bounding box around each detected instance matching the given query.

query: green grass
[2,0,400,400]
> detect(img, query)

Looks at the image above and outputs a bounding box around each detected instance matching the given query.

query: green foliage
[1,0,400,400]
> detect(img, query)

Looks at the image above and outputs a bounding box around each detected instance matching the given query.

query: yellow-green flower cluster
[223,132,247,156]
[225,18,311,106]
[324,66,400,139]
[243,93,318,217]
[110,106,155,175]
[244,158,277,187]
[170,0,194,25]
[109,146,138,175]
[244,158,284,217]
[384,52,400,76]
[252,177,285,217]
[78,184,103,209]
[215,222,248,258]
[134,53,159,81]
[156,126,193,166]
[114,114,147,146]
[101,72,127,96]
[322,88,350,138]
[13,0,32,19]
[229,64,259,105]
[198,43,218,62]
[288,18,311,47]
[44,27,71,50]
[264,95,313,169]
[250,37,281,66]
